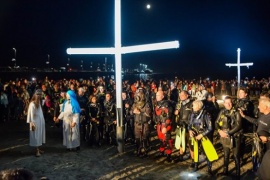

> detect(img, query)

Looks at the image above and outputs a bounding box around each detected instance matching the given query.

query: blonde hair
[78,87,85,93]
[192,100,203,111]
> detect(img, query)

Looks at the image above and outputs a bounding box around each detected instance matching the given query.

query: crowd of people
[1,76,270,179]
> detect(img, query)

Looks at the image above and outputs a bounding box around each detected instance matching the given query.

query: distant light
[146,4,151,9]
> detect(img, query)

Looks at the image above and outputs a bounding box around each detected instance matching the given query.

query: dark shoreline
[0,71,175,82]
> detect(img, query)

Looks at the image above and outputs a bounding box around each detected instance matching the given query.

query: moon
[146,4,151,9]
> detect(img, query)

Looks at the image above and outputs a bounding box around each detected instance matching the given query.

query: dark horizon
[0,70,267,84]
[0,1,270,79]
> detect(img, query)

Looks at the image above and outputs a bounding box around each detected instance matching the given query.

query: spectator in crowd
[0,168,34,180]
[0,88,9,122]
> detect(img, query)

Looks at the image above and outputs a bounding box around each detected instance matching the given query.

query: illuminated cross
[67,0,179,153]
[225,48,253,89]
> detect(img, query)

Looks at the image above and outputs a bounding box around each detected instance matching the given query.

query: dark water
[0,71,233,83]
[0,71,155,82]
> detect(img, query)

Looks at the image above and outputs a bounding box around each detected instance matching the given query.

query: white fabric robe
[58,102,80,149]
[27,102,46,147]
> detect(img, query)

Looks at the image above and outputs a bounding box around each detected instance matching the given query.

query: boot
[223,167,228,176]
[140,139,148,156]
[207,161,213,176]
[155,151,164,158]
[134,138,140,156]
[174,154,183,163]
[165,154,172,163]
[193,163,198,172]
[234,157,241,177]
[190,162,195,168]
[218,149,229,176]
[217,167,228,176]
[178,154,184,162]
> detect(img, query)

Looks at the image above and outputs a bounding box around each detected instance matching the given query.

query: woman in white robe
[57,90,81,150]
[27,89,46,157]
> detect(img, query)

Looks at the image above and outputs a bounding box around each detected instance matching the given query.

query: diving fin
[201,137,218,162]
[193,138,199,163]
[174,127,181,149]
[181,127,186,152]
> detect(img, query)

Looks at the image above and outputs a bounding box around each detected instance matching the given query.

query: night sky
[0,0,270,79]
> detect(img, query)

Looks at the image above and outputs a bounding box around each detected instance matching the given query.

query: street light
[46,54,50,70]
[81,60,83,70]
[46,54,50,64]
[12,48,16,67]
[67,58,70,67]
[90,61,93,71]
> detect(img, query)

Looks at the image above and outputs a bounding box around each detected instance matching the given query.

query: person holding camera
[239,92,270,173]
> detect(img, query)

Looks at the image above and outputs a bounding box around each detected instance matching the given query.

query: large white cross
[67,0,179,153]
[225,48,253,89]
